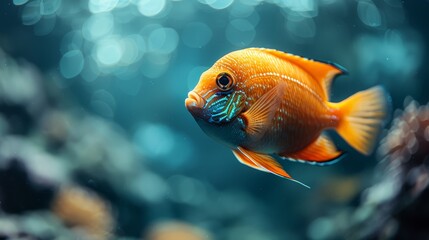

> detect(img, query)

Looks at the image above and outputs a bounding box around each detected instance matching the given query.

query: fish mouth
[185,91,205,110]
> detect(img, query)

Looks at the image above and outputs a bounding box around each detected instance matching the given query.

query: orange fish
[185,48,387,187]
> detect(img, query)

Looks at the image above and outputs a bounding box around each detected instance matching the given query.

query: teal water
[0,1,428,239]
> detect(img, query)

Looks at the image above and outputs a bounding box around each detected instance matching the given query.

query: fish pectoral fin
[279,134,344,165]
[241,83,285,138]
[233,147,310,188]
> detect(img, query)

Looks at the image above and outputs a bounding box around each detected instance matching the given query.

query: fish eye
[216,73,234,91]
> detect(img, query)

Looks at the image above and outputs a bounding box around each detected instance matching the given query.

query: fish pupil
[219,75,229,86]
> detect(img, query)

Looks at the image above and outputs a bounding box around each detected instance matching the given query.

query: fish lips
[185,91,209,120]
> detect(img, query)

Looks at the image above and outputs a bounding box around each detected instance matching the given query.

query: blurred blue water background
[0,0,428,239]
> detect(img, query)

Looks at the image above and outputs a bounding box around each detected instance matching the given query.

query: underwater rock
[0,49,48,136]
[0,136,68,214]
[52,186,114,240]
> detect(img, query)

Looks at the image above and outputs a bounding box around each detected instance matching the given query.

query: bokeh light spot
[40,0,61,16]
[21,1,41,26]
[95,37,123,66]
[89,0,119,13]
[59,50,84,79]
[34,15,56,36]
[182,22,212,48]
[357,0,382,27]
[82,13,114,41]
[90,89,116,118]
[286,16,316,39]
[148,27,179,54]
[225,19,255,47]
[120,35,144,65]
[208,0,234,10]
[133,124,175,159]
[137,0,166,17]
[13,0,29,5]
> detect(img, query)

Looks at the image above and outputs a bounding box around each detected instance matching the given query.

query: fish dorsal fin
[253,48,347,100]
[233,147,310,188]
[241,83,285,138]
[279,134,344,165]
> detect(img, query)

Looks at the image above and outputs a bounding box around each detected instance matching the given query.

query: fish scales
[185,48,388,187]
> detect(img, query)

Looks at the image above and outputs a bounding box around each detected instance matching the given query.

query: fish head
[185,67,247,125]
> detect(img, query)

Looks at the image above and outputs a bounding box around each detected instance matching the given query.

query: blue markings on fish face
[204,90,246,124]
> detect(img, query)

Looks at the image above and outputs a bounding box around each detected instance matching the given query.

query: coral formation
[145,221,211,240]
[357,99,429,239]
[52,186,114,240]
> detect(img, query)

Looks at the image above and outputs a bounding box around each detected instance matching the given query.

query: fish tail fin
[331,86,388,155]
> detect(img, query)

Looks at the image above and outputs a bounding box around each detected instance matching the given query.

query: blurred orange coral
[51,186,114,240]
[145,221,211,240]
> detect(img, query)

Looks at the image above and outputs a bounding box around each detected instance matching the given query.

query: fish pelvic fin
[232,147,310,188]
[329,86,388,155]
[241,83,285,138]
[279,134,344,165]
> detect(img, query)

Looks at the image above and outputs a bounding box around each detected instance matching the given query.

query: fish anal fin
[253,48,346,99]
[281,134,343,164]
[241,83,285,138]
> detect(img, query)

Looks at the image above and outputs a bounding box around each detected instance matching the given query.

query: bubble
[21,0,41,26]
[286,16,316,39]
[357,0,382,27]
[82,13,114,41]
[95,37,123,66]
[13,0,29,5]
[181,22,212,48]
[40,0,61,15]
[59,50,84,79]
[225,19,255,47]
[89,0,118,13]
[137,0,166,17]
[147,27,179,54]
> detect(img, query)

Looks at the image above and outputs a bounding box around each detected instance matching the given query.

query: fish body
[185,48,387,187]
